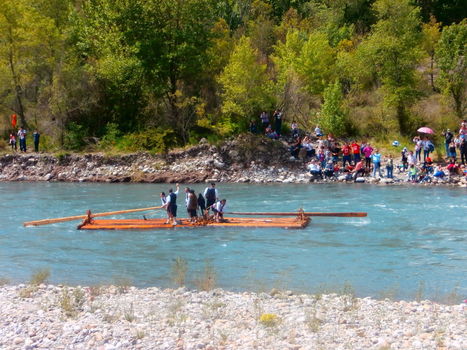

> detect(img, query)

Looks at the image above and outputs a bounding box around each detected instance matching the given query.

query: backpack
[428,143,435,152]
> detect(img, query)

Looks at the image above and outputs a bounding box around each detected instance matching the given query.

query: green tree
[435,19,467,119]
[319,80,348,137]
[355,0,423,133]
[421,16,441,91]
[218,36,274,133]
[297,32,336,96]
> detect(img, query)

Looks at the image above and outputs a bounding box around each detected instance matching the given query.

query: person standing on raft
[164,184,179,225]
[209,199,227,222]
[203,183,218,212]
[187,189,198,222]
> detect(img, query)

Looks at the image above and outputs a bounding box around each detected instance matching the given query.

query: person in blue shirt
[371,149,382,177]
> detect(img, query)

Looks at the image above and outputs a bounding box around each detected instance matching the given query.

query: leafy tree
[319,80,348,137]
[297,32,336,96]
[435,19,467,119]
[218,36,274,133]
[354,0,423,133]
[0,0,62,128]
[421,16,441,91]
[414,0,466,25]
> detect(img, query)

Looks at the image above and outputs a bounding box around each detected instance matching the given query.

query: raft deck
[78,217,310,230]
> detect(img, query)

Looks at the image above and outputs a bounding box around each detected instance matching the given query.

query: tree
[218,36,274,133]
[297,32,336,96]
[354,0,423,133]
[421,16,441,91]
[319,80,348,137]
[435,19,467,119]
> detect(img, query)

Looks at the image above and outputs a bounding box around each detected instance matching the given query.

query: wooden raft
[77,211,310,230]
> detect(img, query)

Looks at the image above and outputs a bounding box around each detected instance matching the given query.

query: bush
[99,122,121,150]
[64,122,87,151]
[117,127,180,153]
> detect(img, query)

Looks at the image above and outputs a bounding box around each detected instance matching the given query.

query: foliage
[435,19,467,119]
[319,80,349,137]
[354,0,423,133]
[218,36,274,133]
[118,127,180,153]
[0,0,464,148]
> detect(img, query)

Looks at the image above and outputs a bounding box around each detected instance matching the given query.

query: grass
[305,310,323,333]
[113,277,132,294]
[124,303,136,322]
[171,257,188,288]
[195,260,216,291]
[59,287,86,318]
[30,268,50,285]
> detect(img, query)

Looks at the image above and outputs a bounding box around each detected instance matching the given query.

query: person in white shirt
[210,199,227,222]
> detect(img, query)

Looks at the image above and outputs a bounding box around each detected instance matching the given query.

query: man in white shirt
[210,199,227,222]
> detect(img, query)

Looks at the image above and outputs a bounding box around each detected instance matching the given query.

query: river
[0,182,465,301]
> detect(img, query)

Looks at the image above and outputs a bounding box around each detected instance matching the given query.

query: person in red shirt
[351,141,360,164]
[341,143,352,167]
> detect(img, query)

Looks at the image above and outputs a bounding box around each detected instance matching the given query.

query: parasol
[417,127,434,134]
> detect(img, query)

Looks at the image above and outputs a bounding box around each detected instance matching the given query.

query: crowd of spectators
[283,118,467,183]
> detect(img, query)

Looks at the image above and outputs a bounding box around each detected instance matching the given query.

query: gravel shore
[1,136,466,187]
[1,284,465,349]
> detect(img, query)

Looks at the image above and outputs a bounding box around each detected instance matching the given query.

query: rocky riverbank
[0,284,465,350]
[0,135,466,187]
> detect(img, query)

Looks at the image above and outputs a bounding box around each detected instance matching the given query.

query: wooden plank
[23,206,162,227]
[225,212,367,217]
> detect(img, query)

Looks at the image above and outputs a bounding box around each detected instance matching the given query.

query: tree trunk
[7,29,27,128]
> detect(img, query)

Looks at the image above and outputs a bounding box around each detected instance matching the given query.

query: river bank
[1,284,465,350]
[0,136,466,187]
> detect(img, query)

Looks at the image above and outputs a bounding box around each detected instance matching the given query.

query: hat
[392,140,400,146]
[403,147,407,151]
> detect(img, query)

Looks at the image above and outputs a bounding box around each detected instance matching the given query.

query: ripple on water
[0,182,465,300]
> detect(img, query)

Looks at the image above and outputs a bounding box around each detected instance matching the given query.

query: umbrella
[417,127,434,134]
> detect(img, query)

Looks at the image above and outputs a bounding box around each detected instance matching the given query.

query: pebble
[0,285,465,349]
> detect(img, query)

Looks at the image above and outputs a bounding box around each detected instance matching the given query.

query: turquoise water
[0,182,465,300]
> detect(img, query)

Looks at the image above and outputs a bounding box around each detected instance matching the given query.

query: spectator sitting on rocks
[433,165,446,179]
[323,160,335,178]
[446,159,460,175]
[249,120,258,134]
[260,111,269,130]
[422,157,434,174]
[290,137,302,159]
[265,125,278,139]
[314,125,323,137]
[408,164,418,182]
[352,159,365,180]
[301,136,315,159]
[291,121,299,139]
[307,159,322,179]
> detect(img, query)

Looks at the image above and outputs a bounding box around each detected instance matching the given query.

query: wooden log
[225,212,367,217]
[23,206,163,227]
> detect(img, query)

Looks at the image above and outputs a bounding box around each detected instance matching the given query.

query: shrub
[118,127,180,153]
[30,268,50,285]
[259,313,280,327]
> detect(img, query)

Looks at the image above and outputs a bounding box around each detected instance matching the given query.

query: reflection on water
[0,182,465,300]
